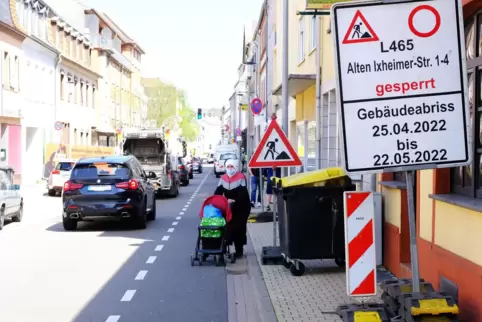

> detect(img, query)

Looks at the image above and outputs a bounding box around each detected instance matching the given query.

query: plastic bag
[203,204,222,219]
[200,217,226,238]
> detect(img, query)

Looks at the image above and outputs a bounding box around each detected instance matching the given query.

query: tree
[144,79,199,142]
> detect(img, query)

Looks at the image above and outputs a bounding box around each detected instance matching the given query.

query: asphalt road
[0,166,228,322]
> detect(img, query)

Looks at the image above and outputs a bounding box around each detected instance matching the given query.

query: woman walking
[214,159,252,257]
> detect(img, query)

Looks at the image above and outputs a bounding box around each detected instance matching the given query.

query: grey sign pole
[405,170,420,292]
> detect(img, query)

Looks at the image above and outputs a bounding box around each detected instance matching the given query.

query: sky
[80,0,263,111]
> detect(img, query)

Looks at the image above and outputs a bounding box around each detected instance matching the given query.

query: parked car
[214,152,239,178]
[47,159,77,196]
[178,157,190,186]
[183,158,194,179]
[207,154,215,163]
[192,157,203,173]
[61,155,156,231]
[0,166,23,230]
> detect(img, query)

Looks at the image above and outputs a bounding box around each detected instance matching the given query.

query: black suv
[62,155,156,231]
[177,157,189,186]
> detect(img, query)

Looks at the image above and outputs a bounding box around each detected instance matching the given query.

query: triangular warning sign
[248,120,302,168]
[342,10,379,44]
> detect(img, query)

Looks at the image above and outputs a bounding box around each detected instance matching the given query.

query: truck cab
[122,129,180,198]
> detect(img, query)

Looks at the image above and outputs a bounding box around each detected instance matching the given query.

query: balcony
[89,34,113,52]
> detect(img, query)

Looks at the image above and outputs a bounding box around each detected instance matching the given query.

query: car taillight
[51,170,60,175]
[115,179,139,190]
[178,165,185,170]
[63,181,83,191]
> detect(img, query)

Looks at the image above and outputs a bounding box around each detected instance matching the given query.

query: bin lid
[272,167,346,188]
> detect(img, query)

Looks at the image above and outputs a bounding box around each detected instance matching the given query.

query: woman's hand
[228,199,236,204]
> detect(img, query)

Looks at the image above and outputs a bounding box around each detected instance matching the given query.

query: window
[86,84,90,107]
[73,79,78,103]
[452,15,482,199]
[70,37,75,59]
[39,14,46,39]
[10,56,19,90]
[15,0,23,27]
[67,76,72,102]
[80,82,84,106]
[31,9,38,35]
[310,16,316,51]
[2,52,9,86]
[299,17,305,62]
[22,4,28,30]
[57,28,63,49]
[60,74,65,100]
[92,86,96,108]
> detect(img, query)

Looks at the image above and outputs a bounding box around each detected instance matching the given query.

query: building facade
[85,9,145,149]
[0,0,25,184]
[15,0,60,185]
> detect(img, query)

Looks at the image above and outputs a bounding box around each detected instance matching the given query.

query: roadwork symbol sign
[248,120,302,168]
[342,10,379,44]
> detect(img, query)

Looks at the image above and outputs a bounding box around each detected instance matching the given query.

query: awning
[272,74,316,97]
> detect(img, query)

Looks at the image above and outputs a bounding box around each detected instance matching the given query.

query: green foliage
[145,80,199,142]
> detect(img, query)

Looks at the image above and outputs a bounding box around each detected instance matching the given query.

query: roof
[86,8,145,54]
[77,156,132,164]
[0,0,13,26]
[252,1,267,41]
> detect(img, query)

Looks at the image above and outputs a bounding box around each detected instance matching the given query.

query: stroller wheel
[190,254,196,266]
[214,255,220,266]
[198,254,204,266]
[229,253,236,264]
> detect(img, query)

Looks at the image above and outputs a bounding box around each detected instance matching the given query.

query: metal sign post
[331,0,470,293]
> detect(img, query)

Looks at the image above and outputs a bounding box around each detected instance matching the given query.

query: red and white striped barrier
[343,191,377,297]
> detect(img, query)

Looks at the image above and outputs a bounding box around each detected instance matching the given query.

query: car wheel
[147,194,156,221]
[12,201,23,222]
[215,174,220,178]
[134,199,147,229]
[48,189,56,197]
[62,215,77,231]
[0,206,5,230]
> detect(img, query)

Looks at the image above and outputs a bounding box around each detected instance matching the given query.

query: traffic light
[197,108,202,120]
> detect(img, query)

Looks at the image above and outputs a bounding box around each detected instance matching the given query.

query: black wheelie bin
[272,167,356,276]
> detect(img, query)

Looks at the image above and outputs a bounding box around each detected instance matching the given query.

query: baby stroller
[190,195,237,266]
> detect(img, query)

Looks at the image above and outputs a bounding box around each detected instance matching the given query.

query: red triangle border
[342,10,379,45]
[248,121,302,168]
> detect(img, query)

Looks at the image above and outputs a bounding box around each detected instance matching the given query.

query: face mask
[226,168,236,177]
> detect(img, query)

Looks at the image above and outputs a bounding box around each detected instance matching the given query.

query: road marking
[167,228,175,233]
[172,221,178,225]
[182,208,187,211]
[162,235,170,241]
[180,211,185,215]
[187,201,191,204]
[176,216,181,220]
[155,245,164,251]
[105,316,121,322]
[135,270,148,280]
[146,256,156,264]
[121,290,136,301]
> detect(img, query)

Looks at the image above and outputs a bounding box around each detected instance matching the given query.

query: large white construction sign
[331,0,471,173]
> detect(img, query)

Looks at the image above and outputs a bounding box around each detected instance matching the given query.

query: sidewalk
[247,221,384,322]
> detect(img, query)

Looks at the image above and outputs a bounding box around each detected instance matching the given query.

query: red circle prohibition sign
[408,5,441,38]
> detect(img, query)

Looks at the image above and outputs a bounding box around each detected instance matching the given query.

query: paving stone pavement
[248,222,383,322]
